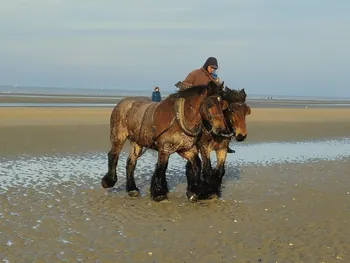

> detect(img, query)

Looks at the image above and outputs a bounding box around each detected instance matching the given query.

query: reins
[199,97,234,138]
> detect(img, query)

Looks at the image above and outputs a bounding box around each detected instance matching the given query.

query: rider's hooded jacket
[181,57,221,90]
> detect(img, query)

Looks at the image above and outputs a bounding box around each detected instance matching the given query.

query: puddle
[0,137,349,193]
[227,137,350,165]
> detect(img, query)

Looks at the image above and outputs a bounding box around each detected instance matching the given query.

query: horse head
[200,94,231,136]
[227,102,251,141]
[173,81,226,137]
[221,87,251,141]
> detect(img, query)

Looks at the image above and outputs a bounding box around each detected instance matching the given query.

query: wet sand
[1,106,350,262]
[1,158,349,262]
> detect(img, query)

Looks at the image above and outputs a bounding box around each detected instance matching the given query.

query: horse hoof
[101,175,117,188]
[128,190,140,198]
[153,195,168,202]
[186,192,198,203]
[208,193,220,200]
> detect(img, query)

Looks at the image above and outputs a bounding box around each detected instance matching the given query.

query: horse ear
[240,89,247,101]
[221,81,225,88]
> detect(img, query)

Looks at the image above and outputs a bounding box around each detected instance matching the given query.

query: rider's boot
[227,146,235,153]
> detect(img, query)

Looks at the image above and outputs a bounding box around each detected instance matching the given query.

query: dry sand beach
[1,107,350,156]
[1,99,350,262]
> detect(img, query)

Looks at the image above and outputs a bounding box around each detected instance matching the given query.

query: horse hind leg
[101,126,127,188]
[125,141,142,198]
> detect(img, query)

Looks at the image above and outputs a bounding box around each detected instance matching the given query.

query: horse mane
[222,86,247,103]
[168,81,220,101]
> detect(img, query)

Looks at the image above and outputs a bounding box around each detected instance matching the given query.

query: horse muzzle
[235,133,247,142]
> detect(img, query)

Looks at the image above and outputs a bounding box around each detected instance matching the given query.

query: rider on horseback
[180,57,222,90]
[177,56,235,154]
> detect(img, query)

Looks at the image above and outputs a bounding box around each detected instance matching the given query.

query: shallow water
[1,137,349,193]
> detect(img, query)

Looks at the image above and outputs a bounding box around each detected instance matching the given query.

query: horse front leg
[199,145,213,184]
[211,147,228,198]
[179,148,206,202]
[150,151,170,202]
[194,145,225,200]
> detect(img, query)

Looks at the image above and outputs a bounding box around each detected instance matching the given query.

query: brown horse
[101,81,230,202]
[196,87,251,199]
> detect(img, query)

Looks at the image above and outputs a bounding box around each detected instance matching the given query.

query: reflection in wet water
[0,137,349,193]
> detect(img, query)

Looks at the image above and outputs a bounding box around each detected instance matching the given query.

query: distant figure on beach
[151,87,161,102]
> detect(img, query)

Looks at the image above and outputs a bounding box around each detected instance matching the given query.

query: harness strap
[138,101,176,158]
[174,98,202,136]
[137,102,155,143]
[138,116,176,158]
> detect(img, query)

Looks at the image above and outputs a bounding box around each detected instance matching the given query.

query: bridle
[199,96,234,138]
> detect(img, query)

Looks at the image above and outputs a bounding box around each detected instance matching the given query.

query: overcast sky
[1,0,349,96]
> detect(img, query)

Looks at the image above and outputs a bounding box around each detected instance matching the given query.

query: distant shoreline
[1,93,350,108]
[1,84,350,101]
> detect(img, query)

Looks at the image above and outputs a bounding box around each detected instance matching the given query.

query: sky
[1,0,349,97]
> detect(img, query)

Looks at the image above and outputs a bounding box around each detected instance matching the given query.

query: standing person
[151,86,161,102]
[177,56,235,153]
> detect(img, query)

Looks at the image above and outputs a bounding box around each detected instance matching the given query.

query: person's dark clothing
[152,91,161,102]
[203,57,218,69]
[182,57,221,89]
